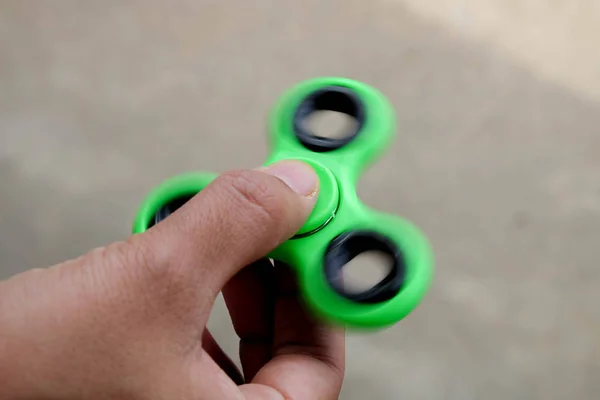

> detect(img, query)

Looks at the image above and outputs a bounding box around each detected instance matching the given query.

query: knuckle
[89,239,152,280]
[108,236,192,300]
[122,236,178,283]
[100,239,149,272]
[216,170,286,227]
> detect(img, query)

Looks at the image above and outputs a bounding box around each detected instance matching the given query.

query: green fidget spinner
[132,77,434,329]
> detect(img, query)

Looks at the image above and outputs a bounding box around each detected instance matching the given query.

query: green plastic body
[132,77,434,329]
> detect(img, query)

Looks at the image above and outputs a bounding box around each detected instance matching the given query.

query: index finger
[240,262,345,400]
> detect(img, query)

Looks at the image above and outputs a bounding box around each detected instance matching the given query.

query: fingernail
[261,160,319,197]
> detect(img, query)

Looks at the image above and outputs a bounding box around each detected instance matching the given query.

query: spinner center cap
[293,159,339,237]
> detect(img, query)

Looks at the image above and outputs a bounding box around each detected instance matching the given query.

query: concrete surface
[1,1,599,399]
[393,0,600,102]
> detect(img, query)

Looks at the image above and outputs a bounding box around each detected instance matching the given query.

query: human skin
[0,160,345,400]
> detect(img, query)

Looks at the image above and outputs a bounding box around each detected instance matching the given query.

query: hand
[0,160,345,400]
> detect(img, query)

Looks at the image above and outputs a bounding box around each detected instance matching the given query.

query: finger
[221,258,275,381]
[132,160,319,296]
[201,329,244,385]
[243,262,345,400]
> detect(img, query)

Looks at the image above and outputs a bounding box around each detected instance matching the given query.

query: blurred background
[1,1,599,399]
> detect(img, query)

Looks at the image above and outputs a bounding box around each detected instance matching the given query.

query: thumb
[134,160,319,294]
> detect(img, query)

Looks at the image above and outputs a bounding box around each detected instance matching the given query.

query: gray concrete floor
[1,1,599,399]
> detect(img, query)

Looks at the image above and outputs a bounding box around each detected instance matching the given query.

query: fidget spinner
[132,77,433,329]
